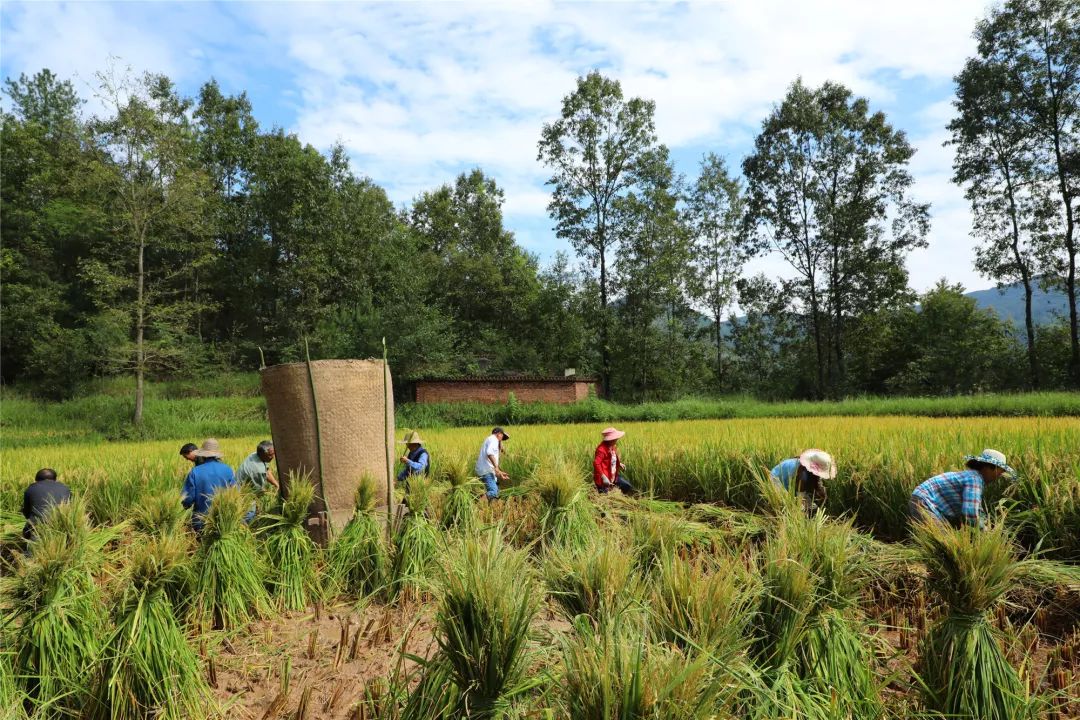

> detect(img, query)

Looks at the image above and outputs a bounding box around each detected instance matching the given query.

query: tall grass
[560,616,724,720]
[530,454,597,551]
[437,459,479,534]
[87,533,211,719]
[430,528,542,717]
[2,499,108,713]
[913,520,1035,720]
[389,476,439,602]
[329,476,389,599]
[193,485,271,629]
[544,534,643,622]
[131,490,191,538]
[261,476,320,611]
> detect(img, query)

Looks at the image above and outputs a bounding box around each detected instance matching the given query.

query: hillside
[965,281,1069,326]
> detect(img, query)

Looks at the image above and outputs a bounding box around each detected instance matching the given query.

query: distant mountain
[965,282,1069,326]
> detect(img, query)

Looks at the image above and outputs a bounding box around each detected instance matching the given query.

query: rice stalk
[440,479,480,534]
[131,490,191,538]
[532,455,596,551]
[2,519,104,712]
[193,485,271,629]
[560,616,722,720]
[262,476,320,611]
[389,477,439,602]
[544,534,643,622]
[329,476,388,599]
[86,533,212,719]
[431,528,542,717]
[649,552,755,655]
[914,520,1035,720]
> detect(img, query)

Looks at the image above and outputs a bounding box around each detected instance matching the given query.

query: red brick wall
[416,380,594,404]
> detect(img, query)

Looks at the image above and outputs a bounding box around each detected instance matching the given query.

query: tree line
[1,0,1076,416]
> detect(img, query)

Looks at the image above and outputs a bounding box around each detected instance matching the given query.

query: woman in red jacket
[593,427,634,494]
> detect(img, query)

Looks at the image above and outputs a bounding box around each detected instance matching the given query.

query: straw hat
[601,427,625,441]
[964,449,1016,476]
[798,449,836,479]
[398,431,425,445]
[193,438,224,458]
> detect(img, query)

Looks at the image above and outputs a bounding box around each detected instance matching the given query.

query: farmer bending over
[182,438,238,532]
[236,440,279,495]
[594,427,634,494]
[475,427,509,500]
[397,431,430,490]
[770,449,833,514]
[909,449,1015,528]
[22,468,72,540]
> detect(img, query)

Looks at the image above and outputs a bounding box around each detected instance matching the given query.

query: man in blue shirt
[770,449,834,514]
[910,449,1015,528]
[397,431,430,491]
[181,438,238,532]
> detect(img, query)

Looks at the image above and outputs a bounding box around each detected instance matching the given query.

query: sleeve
[484,437,499,464]
[961,477,983,527]
[22,488,32,519]
[181,471,196,509]
[593,446,610,486]
[404,451,429,473]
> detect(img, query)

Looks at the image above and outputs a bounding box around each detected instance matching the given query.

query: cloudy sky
[1,0,996,292]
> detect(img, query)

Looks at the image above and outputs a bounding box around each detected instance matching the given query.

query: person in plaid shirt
[909,449,1016,528]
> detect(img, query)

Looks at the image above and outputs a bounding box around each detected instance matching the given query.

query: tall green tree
[743,79,929,397]
[0,71,105,397]
[972,0,1080,384]
[407,169,544,372]
[88,70,215,423]
[950,57,1054,388]
[687,153,745,390]
[537,71,659,395]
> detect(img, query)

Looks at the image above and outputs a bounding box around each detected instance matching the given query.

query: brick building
[415,375,596,404]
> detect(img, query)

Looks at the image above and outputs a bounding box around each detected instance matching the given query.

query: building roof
[416,374,597,384]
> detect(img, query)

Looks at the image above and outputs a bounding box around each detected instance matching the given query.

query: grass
[261,476,321,611]
[2,499,108,713]
[913,520,1036,720]
[430,528,542,718]
[193,485,271,629]
[329,476,389,599]
[4,372,1078,448]
[87,533,210,720]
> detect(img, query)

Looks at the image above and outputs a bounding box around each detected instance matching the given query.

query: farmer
[236,440,278,495]
[180,442,201,466]
[474,427,509,500]
[397,431,430,489]
[909,449,1015,528]
[181,438,238,532]
[593,427,634,494]
[770,449,834,514]
[21,468,72,540]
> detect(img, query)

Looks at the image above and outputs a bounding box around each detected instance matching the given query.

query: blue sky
[1,0,996,293]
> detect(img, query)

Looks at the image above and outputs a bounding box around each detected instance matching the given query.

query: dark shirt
[181,458,236,529]
[22,480,72,528]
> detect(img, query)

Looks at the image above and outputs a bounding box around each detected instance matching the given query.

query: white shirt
[475,434,500,476]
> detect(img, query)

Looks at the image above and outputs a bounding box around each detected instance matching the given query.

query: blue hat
[964,449,1016,476]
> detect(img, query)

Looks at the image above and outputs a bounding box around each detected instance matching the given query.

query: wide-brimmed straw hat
[798,449,836,479]
[964,449,1016,476]
[601,427,625,441]
[398,431,424,445]
[193,438,224,459]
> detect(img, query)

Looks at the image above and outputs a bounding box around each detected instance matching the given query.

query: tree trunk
[598,242,611,398]
[1043,37,1080,384]
[134,234,145,425]
[808,283,825,399]
[1001,160,1039,388]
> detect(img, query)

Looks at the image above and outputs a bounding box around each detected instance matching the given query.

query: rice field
[1,415,1079,718]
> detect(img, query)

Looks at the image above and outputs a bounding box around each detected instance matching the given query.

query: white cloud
[2,0,996,288]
